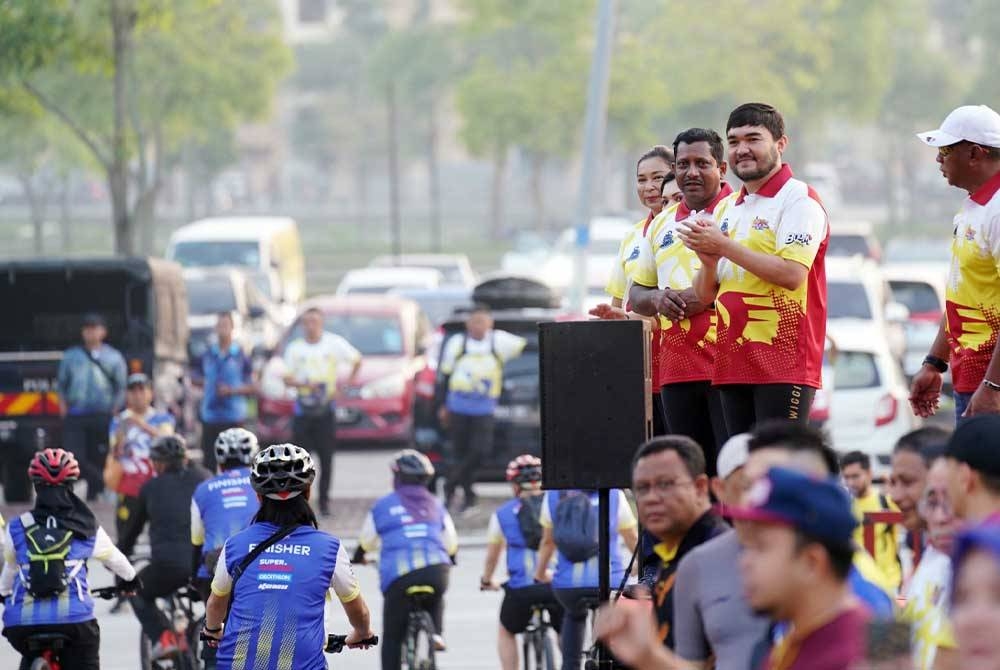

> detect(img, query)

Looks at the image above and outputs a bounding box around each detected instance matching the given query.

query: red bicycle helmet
[506,454,542,485]
[28,448,81,485]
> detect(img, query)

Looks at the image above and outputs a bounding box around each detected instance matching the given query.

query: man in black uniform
[120,434,210,659]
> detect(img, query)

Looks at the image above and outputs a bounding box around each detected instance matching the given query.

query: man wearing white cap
[910,105,1000,421]
[671,433,768,669]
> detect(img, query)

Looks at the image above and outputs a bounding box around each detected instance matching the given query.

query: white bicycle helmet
[251,443,316,500]
[214,427,259,467]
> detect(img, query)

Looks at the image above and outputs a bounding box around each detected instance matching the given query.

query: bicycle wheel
[403,611,437,670]
[542,630,556,670]
[139,631,153,670]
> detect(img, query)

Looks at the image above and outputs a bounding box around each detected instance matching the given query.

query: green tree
[0,0,291,255]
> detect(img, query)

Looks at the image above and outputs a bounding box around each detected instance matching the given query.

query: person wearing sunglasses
[910,104,1000,422]
[901,449,960,670]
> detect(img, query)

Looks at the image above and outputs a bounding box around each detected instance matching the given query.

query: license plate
[335,407,358,423]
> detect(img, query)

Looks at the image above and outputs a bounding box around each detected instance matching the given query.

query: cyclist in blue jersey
[533,488,638,670]
[203,443,374,670]
[481,455,564,670]
[191,427,261,598]
[0,449,139,670]
[354,450,459,670]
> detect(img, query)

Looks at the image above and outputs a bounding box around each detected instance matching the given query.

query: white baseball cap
[716,433,750,481]
[917,105,1000,148]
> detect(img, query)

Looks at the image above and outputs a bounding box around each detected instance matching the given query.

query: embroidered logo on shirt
[660,231,675,249]
[627,246,640,261]
[784,233,813,246]
[751,217,770,231]
[720,219,729,234]
[964,225,976,242]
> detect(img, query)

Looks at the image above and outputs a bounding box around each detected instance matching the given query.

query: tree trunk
[529,153,546,231]
[59,172,72,253]
[134,185,160,255]
[19,174,45,256]
[110,0,133,255]
[387,80,402,259]
[427,103,442,252]
[490,147,508,239]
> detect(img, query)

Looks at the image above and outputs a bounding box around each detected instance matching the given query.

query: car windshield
[827,234,871,257]
[889,280,940,314]
[834,351,881,389]
[171,241,260,268]
[287,314,404,356]
[185,278,236,315]
[827,281,873,319]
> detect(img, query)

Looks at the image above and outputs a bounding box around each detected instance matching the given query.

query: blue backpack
[552,491,600,563]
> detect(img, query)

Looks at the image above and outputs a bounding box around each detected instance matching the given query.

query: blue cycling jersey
[192,467,259,579]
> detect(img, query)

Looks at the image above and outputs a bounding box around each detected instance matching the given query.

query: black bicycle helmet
[214,427,259,467]
[391,449,435,483]
[251,444,316,500]
[149,434,187,463]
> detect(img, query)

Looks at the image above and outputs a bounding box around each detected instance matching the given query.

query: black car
[413,276,571,484]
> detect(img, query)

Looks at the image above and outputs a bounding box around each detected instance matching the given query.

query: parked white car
[336,267,443,296]
[537,216,636,298]
[369,254,477,289]
[826,322,918,479]
[826,257,909,362]
[882,262,949,379]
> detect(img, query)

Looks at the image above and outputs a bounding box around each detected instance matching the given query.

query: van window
[833,351,881,390]
[827,281,872,320]
[889,280,941,315]
[172,241,260,268]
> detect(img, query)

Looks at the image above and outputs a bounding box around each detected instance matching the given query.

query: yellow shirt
[852,489,901,591]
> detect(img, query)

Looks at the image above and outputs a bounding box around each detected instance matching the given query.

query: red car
[257,295,431,446]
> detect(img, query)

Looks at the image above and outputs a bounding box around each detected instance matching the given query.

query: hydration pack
[552,491,600,563]
[20,513,74,599]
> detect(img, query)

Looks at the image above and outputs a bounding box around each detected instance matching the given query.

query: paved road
[0,447,519,669]
[0,544,513,670]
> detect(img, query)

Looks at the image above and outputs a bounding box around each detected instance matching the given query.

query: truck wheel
[2,455,32,503]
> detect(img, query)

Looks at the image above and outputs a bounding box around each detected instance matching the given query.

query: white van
[166,217,306,305]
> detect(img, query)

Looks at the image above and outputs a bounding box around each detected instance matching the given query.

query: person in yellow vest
[841,450,902,591]
[437,306,526,511]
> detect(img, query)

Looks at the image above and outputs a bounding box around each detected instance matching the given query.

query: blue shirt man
[57,313,128,501]
[196,313,255,471]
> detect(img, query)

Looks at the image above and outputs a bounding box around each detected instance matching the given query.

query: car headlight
[359,373,406,399]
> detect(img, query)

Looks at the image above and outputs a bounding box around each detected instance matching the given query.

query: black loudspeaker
[539,319,651,490]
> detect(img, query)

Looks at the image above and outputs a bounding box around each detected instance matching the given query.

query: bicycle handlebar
[325,634,379,654]
[91,585,134,600]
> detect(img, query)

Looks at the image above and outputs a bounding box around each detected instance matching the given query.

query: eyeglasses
[937,144,960,158]
[634,478,693,498]
[918,491,952,517]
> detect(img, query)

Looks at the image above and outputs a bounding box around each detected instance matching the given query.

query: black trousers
[382,564,450,670]
[660,381,727,477]
[4,619,101,670]
[115,493,143,545]
[63,413,111,500]
[651,393,666,436]
[130,562,191,644]
[292,410,336,507]
[717,383,817,439]
[553,587,599,670]
[200,420,243,472]
[445,413,495,502]
[500,583,564,634]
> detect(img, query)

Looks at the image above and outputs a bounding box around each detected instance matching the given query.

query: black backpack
[20,513,76,599]
[516,495,544,551]
[552,491,600,563]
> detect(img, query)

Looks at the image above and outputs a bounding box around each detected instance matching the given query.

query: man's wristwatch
[923,355,948,373]
[983,379,1000,392]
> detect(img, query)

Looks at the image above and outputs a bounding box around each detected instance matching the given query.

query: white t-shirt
[283,333,362,400]
[902,545,955,670]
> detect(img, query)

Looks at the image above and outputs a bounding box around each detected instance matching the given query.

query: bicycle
[137,584,204,670]
[402,584,439,670]
[19,585,132,670]
[522,603,557,670]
